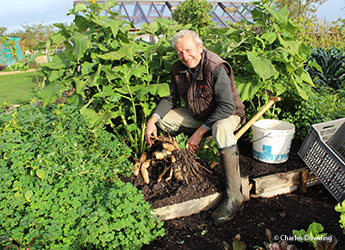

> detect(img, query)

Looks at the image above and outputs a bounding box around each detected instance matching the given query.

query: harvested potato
[141,160,151,184]
[133,162,141,176]
[133,152,148,176]
[174,165,183,181]
[153,151,165,160]
[139,152,148,162]
[162,142,176,152]
[162,149,172,156]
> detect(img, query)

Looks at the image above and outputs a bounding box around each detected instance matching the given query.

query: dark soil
[130,138,345,250]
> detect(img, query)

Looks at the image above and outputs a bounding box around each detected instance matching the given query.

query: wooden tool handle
[235,96,281,140]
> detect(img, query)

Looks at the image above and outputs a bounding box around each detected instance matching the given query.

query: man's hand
[186,126,209,152]
[145,116,159,147]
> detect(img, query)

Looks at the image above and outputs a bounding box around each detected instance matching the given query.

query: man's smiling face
[174,35,203,69]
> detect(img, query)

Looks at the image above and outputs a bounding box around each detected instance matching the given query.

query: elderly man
[145,30,246,222]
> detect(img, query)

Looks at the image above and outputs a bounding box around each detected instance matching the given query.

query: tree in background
[171,0,214,37]
[0,27,7,36]
[9,23,56,52]
[274,0,327,19]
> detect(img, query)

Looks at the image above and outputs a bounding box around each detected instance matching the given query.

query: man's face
[174,35,203,69]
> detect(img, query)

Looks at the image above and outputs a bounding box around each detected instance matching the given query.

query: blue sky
[1,0,344,34]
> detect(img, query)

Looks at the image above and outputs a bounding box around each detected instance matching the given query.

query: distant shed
[0,36,24,66]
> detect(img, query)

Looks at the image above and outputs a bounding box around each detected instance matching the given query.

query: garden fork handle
[235,96,281,140]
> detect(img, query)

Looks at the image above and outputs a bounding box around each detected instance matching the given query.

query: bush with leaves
[0,103,164,249]
[171,0,214,38]
[9,23,56,52]
[282,85,345,139]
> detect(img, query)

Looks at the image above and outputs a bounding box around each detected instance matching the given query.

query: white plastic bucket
[252,119,295,164]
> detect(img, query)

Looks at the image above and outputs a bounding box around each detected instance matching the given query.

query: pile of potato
[132,135,208,185]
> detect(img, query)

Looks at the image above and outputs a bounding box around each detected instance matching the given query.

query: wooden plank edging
[152,192,222,221]
[152,177,250,221]
[251,167,319,198]
[151,168,319,220]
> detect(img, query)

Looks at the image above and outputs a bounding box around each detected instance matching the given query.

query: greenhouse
[73,0,254,27]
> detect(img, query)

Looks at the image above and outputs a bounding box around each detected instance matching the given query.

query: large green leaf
[104,0,118,9]
[87,64,102,87]
[93,86,116,98]
[80,108,113,127]
[126,123,138,132]
[44,54,72,70]
[74,15,89,33]
[70,31,92,62]
[247,51,277,80]
[48,69,65,82]
[40,82,60,106]
[91,18,121,38]
[81,62,96,75]
[53,23,72,38]
[107,20,121,38]
[140,102,150,116]
[137,21,159,35]
[268,5,288,25]
[74,77,88,95]
[292,75,308,100]
[50,32,66,45]
[156,83,170,97]
[72,3,88,13]
[67,93,83,107]
[134,83,169,99]
[235,76,261,102]
[301,71,314,86]
[97,43,140,61]
[278,34,301,56]
[261,32,277,45]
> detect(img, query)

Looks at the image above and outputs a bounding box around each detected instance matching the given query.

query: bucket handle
[251,132,272,143]
[235,97,281,140]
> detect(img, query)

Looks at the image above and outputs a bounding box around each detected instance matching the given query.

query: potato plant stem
[118,106,138,153]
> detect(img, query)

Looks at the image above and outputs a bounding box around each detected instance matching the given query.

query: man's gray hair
[171,30,203,48]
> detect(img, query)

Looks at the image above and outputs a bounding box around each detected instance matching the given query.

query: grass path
[0,70,44,105]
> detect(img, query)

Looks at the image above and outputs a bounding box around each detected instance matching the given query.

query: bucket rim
[252,119,295,130]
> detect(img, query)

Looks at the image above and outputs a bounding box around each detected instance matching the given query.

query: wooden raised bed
[152,167,319,220]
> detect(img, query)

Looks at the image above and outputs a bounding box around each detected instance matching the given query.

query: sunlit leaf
[41,82,59,106]
[25,190,33,202]
[247,51,277,80]
[74,15,89,33]
[235,76,261,101]
[36,169,46,181]
[268,5,288,25]
[97,43,141,61]
[70,32,92,62]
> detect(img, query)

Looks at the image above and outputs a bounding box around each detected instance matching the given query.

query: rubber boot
[210,145,244,222]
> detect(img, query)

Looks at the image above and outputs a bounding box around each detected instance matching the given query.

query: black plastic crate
[298,118,345,202]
